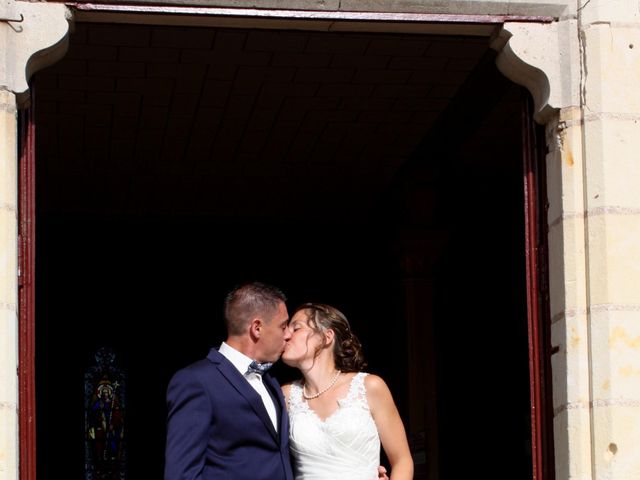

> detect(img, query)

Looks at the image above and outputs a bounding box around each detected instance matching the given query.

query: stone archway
[3,6,564,476]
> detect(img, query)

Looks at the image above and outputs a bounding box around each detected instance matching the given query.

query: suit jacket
[165,348,294,480]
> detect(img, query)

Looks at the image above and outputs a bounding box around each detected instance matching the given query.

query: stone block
[552,406,593,480]
[551,312,591,409]
[586,214,640,305]
[547,216,587,318]
[583,24,640,114]
[589,308,640,400]
[582,116,640,209]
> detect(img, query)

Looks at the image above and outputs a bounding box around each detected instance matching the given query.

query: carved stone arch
[491,20,581,124]
[1,0,72,105]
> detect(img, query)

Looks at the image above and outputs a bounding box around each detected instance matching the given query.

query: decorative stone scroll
[491,19,581,124]
[0,0,71,105]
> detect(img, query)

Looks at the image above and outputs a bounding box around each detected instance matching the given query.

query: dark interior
[34,21,532,479]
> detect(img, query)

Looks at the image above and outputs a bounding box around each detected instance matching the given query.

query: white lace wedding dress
[287,372,381,480]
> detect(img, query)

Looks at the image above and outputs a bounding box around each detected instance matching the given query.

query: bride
[281,303,414,480]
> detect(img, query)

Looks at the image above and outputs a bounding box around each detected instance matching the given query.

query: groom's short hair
[224,282,287,335]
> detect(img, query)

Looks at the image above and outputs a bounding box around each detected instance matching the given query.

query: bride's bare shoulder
[363,374,392,399]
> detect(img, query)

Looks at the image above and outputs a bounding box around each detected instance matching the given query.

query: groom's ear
[249,318,262,339]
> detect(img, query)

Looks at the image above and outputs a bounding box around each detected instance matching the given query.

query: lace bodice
[287,372,380,480]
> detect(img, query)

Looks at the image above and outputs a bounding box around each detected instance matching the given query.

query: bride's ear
[324,328,335,346]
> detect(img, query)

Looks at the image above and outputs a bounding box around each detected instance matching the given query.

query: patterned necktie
[246,360,273,376]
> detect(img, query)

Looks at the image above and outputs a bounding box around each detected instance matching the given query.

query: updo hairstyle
[295,303,367,372]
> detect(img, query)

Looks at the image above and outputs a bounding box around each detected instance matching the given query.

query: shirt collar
[219,342,253,376]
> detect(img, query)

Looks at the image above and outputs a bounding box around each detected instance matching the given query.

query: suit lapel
[209,349,279,442]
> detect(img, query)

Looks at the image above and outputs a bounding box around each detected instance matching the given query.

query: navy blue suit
[165,348,294,480]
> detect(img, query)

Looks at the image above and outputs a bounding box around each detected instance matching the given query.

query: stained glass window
[84,347,126,480]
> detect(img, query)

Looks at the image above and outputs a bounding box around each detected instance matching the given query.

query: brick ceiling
[35,23,492,220]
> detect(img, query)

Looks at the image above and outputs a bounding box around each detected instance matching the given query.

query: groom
[165,281,293,480]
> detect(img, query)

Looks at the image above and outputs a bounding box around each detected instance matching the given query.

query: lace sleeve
[287,380,304,411]
[346,372,370,410]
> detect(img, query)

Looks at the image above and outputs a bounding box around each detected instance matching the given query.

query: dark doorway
[33,22,532,480]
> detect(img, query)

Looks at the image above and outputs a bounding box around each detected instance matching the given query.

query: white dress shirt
[218,342,278,432]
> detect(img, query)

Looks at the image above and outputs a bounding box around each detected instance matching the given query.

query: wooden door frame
[18,93,37,480]
[17,10,555,479]
[522,93,555,480]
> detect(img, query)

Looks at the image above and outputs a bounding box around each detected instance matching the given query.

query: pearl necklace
[303,370,342,400]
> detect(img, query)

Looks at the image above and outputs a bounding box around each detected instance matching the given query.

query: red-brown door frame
[18,91,37,480]
[522,93,555,480]
[16,11,556,480]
